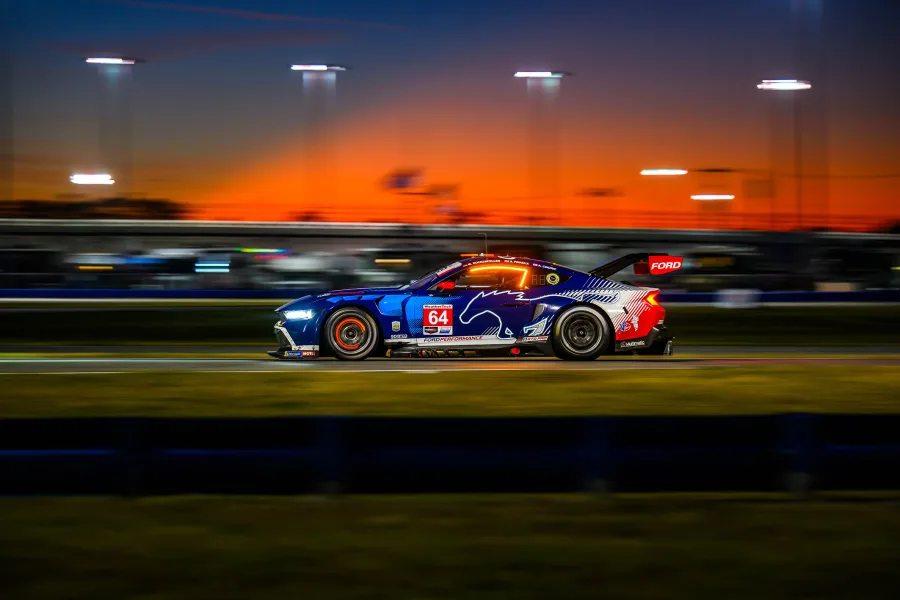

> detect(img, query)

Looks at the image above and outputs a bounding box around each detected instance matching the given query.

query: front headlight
[283,309,315,320]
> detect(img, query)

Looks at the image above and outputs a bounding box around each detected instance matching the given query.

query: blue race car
[269,253,679,360]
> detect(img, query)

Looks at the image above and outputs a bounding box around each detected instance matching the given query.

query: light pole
[642,168,741,229]
[70,173,115,185]
[791,0,829,230]
[68,173,115,203]
[692,193,735,230]
[640,168,688,227]
[758,79,811,230]
[514,71,570,224]
[291,64,347,219]
[1,6,11,205]
[86,57,143,197]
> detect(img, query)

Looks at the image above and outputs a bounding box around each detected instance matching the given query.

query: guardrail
[1,288,899,303]
[2,415,898,496]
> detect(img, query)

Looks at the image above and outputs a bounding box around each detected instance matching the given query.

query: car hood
[275,287,408,312]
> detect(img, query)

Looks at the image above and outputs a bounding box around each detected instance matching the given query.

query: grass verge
[1,495,899,600]
[2,366,899,417]
[1,305,898,345]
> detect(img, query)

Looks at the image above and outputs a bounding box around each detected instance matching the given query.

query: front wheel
[551,306,611,361]
[324,307,380,360]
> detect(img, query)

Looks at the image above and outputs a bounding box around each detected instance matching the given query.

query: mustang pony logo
[458,290,522,339]
[458,287,622,339]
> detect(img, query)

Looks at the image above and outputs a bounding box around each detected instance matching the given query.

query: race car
[269,253,681,360]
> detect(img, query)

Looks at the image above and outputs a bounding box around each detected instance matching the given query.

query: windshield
[401,261,462,290]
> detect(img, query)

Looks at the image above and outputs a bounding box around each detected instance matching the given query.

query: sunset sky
[7,0,900,224]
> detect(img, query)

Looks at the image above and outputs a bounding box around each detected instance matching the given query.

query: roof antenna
[478,232,488,256]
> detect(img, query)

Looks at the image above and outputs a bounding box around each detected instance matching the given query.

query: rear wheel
[551,306,610,361]
[324,307,380,360]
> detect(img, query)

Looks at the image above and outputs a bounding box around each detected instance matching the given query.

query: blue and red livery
[270,253,679,360]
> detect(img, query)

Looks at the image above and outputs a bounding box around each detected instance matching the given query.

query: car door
[410,264,534,344]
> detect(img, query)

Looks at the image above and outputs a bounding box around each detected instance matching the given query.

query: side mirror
[436,281,455,291]
[633,262,650,276]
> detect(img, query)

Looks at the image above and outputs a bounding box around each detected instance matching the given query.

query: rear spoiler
[589,253,682,277]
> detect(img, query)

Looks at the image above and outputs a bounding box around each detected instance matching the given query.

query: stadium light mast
[758,79,811,230]
[85,56,144,197]
[515,70,571,224]
[638,168,689,228]
[640,168,688,176]
[70,173,115,185]
[291,64,349,219]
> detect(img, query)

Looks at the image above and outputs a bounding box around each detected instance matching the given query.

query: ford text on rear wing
[589,253,683,278]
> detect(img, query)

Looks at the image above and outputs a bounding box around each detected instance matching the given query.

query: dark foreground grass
[1,305,898,345]
[2,366,900,417]
[2,496,899,600]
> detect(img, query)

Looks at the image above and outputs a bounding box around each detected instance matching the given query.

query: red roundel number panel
[423,304,453,336]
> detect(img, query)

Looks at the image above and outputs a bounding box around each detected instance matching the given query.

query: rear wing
[589,253,683,278]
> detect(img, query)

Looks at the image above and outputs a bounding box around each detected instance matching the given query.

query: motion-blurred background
[1,0,898,299]
[2,4,900,599]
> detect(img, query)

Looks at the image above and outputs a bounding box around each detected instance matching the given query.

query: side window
[529,268,570,288]
[449,266,529,290]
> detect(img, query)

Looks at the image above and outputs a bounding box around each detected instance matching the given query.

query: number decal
[423,305,453,335]
[531,272,561,286]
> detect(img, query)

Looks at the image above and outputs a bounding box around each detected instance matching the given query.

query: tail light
[645,291,660,306]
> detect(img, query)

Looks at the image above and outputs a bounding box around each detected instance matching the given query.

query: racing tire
[324,307,380,361]
[551,305,611,361]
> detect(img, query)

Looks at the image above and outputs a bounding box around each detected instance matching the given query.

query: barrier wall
[2,415,899,496]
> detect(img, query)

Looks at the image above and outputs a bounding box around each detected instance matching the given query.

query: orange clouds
[195,83,898,228]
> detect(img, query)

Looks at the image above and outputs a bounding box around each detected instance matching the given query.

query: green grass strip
[2,495,899,600]
[3,366,899,417]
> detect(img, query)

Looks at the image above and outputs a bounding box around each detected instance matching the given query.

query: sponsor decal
[420,335,485,343]
[423,304,453,335]
[392,320,401,332]
[649,256,683,275]
[619,315,640,336]
[468,258,543,269]
[437,262,462,276]
[546,272,560,285]
[285,350,318,358]
[424,325,453,335]
[521,336,549,343]
[390,334,408,339]
[620,340,647,349]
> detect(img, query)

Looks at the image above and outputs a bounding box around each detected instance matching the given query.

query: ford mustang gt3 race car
[269,253,681,360]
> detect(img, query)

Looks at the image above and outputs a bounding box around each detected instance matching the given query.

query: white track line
[0,367,573,373]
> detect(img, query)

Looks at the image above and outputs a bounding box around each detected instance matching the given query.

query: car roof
[456,256,575,272]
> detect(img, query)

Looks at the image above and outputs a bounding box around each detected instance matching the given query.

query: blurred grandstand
[0,217,897,293]
[0,197,190,220]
